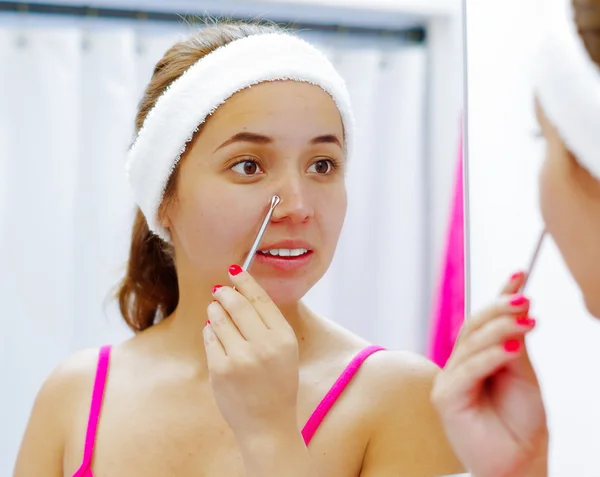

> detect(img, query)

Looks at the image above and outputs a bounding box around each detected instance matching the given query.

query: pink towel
[427,116,465,368]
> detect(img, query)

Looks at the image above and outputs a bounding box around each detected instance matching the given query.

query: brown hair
[573,0,600,66]
[116,20,285,332]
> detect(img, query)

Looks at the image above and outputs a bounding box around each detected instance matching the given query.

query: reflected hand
[431,272,548,477]
[203,264,300,440]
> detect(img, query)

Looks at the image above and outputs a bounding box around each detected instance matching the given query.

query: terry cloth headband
[531,8,600,181]
[125,32,355,242]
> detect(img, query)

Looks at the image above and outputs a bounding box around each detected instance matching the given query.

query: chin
[582,292,600,320]
[569,266,600,320]
[266,288,308,309]
[259,279,314,309]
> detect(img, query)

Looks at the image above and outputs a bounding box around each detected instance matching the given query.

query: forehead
[206,80,343,131]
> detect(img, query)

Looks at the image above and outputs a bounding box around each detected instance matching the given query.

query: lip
[254,250,314,271]
[251,239,315,272]
[257,239,313,252]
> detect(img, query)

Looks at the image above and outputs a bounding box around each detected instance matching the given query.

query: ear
[157,201,174,232]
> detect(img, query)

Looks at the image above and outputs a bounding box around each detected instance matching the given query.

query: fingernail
[229,264,243,276]
[510,294,528,306]
[205,320,211,326]
[511,271,524,281]
[212,285,222,294]
[516,316,536,327]
[504,339,521,353]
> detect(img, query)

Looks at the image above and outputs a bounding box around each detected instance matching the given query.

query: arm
[204,269,324,477]
[13,349,97,477]
[13,370,68,476]
[359,351,465,477]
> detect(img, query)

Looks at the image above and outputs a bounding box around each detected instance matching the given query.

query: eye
[231,159,264,176]
[307,159,335,174]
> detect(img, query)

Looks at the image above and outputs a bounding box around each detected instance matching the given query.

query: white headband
[531,9,600,181]
[126,32,355,242]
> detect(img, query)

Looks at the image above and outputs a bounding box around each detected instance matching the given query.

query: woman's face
[163,80,347,306]
[536,100,600,317]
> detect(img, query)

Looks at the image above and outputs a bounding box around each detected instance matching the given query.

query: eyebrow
[214,132,342,152]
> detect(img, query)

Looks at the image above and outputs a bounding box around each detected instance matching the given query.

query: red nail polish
[511,271,524,281]
[229,264,243,276]
[510,294,528,306]
[504,339,521,353]
[516,316,536,327]
[205,320,211,326]
[212,285,222,294]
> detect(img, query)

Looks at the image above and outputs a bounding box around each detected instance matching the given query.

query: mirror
[465,0,600,475]
[0,1,465,475]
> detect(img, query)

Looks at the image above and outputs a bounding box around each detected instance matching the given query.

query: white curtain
[0,15,428,474]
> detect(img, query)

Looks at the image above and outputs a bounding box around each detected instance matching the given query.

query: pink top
[72,344,385,476]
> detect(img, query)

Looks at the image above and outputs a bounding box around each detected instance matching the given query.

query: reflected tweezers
[520,229,546,293]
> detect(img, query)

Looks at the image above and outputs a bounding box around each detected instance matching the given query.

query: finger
[462,293,531,339]
[499,270,527,296]
[505,335,540,382]
[213,284,267,340]
[446,314,536,369]
[452,272,529,349]
[448,313,540,386]
[227,264,285,330]
[203,321,227,362]
[206,299,247,352]
[433,339,524,409]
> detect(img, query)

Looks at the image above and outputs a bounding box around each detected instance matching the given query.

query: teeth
[259,248,308,257]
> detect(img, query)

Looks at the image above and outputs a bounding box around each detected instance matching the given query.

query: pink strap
[301,345,385,445]
[72,344,378,473]
[75,345,112,473]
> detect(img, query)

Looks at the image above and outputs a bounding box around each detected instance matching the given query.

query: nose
[271,177,313,224]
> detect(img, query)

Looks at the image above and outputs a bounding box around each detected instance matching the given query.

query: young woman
[431,1,600,476]
[13,21,463,477]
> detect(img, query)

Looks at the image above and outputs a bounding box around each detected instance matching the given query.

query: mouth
[257,248,312,258]
[252,241,315,271]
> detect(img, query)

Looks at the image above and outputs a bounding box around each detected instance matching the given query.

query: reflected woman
[431,1,600,476]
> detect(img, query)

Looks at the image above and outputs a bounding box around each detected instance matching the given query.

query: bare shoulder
[314,318,441,401]
[313,317,443,411]
[26,347,102,433]
[360,349,440,401]
[13,347,103,476]
[43,347,103,399]
[352,349,443,426]
[356,350,465,477]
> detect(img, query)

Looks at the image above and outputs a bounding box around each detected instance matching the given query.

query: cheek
[538,154,554,228]
[174,183,271,256]
[318,185,347,241]
[538,149,600,313]
[538,144,568,235]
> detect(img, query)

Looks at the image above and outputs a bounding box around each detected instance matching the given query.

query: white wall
[466,1,600,476]
[15,0,464,340]
[24,0,459,28]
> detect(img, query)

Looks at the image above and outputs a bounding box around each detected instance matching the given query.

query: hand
[431,272,549,477]
[203,264,300,440]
